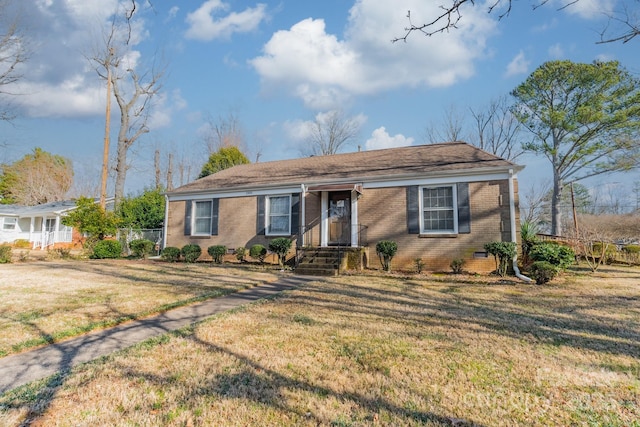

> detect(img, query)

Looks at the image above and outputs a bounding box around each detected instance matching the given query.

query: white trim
[364,171,512,190]
[192,200,213,236]
[419,184,458,234]
[301,184,306,246]
[265,194,292,236]
[168,186,302,202]
[162,194,169,248]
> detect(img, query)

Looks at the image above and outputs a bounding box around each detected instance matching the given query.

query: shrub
[92,240,122,259]
[129,239,155,259]
[450,258,465,274]
[622,244,640,265]
[484,241,517,277]
[269,238,293,267]
[0,245,12,263]
[250,244,267,263]
[181,244,202,263]
[414,258,425,274]
[13,239,31,249]
[529,261,558,285]
[520,221,539,267]
[161,246,181,262]
[376,240,398,272]
[235,246,246,263]
[529,242,575,270]
[207,245,227,264]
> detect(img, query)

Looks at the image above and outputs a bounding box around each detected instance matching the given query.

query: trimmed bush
[450,258,465,274]
[92,240,122,259]
[0,245,12,263]
[207,245,227,264]
[376,240,398,272]
[13,239,31,249]
[181,244,202,263]
[161,246,181,262]
[529,242,575,270]
[529,261,558,285]
[484,241,517,277]
[129,239,155,259]
[250,244,267,263]
[235,246,246,263]
[269,238,293,267]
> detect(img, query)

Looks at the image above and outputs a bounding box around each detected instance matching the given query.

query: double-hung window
[421,185,457,233]
[2,217,17,231]
[193,200,213,235]
[267,195,291,236]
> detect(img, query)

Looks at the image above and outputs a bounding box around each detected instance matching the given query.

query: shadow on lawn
[290,276,640,359]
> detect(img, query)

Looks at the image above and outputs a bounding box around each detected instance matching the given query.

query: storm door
[328,191,351,245]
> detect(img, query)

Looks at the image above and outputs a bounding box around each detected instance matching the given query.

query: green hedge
[92,240,122,259]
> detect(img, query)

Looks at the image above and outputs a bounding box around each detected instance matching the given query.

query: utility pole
[100,48,114,209]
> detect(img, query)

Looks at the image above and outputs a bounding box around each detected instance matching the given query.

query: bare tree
[520,181,551,229]
[303,110,362,156]
[470,96,524,161]
[424,104,467,144]
[0,0,28,122]
[93,1,164,207]
[393,1,639,45]
[202,111,247,154]
[425,98,523,161]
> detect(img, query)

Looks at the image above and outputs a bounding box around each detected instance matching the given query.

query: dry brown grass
[1,263,639,426]
[0,259,279,356]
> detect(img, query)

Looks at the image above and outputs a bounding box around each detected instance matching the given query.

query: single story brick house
[163,142,524,274]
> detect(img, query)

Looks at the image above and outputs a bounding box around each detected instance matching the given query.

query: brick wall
[359,181,515,273]
[166,178,520,272]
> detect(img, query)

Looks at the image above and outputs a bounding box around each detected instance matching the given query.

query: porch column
[350,189,358,247]
[300,184,306,246]
[320,192,328,247]
[54,215,61,243]
[29,217,35,242]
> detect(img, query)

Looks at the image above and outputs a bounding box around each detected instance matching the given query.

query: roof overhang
[306,183,363,194]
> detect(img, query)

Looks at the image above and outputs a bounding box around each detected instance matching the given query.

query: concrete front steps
[295,247,366,276]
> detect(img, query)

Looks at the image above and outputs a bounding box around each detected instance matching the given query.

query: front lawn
[0,260,279,357]
[1,263,639,426]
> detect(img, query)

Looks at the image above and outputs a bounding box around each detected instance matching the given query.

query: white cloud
[6,0,152,118]
[147,89,188,129]
[559,0,615,19]
[505,51,530,77]
[185,0,268,41]
[548,43,565,59]
[250,0,497,110]
[365,127,414,150]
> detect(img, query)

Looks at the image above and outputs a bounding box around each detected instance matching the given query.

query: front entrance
[328,191,351,245]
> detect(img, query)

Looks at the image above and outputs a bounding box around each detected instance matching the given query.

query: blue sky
[1,0,638,207]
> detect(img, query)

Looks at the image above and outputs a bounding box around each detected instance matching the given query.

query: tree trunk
[551,172,563,236]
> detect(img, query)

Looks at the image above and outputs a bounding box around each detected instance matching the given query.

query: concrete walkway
[0,275,315,395]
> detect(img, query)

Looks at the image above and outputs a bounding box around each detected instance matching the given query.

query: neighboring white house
[0,200,79,249]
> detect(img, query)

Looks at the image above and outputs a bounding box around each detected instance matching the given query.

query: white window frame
[192,200,213,236]
[2,217,17,231]
[419,184,458,234]
[266,194,291,236]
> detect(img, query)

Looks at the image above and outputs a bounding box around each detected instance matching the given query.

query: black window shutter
[406,186,420,234]
[457,182,471,234]
[290,193,300,235]
[256,195,265,235]
[184,201,192,236]
[211,199,219,236]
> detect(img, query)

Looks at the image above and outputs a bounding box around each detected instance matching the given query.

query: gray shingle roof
[169,142,521,195]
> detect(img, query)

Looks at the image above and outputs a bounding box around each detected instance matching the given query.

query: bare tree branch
[303,110,361,156]
[393,0,639,44]
[0,0,28,121]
